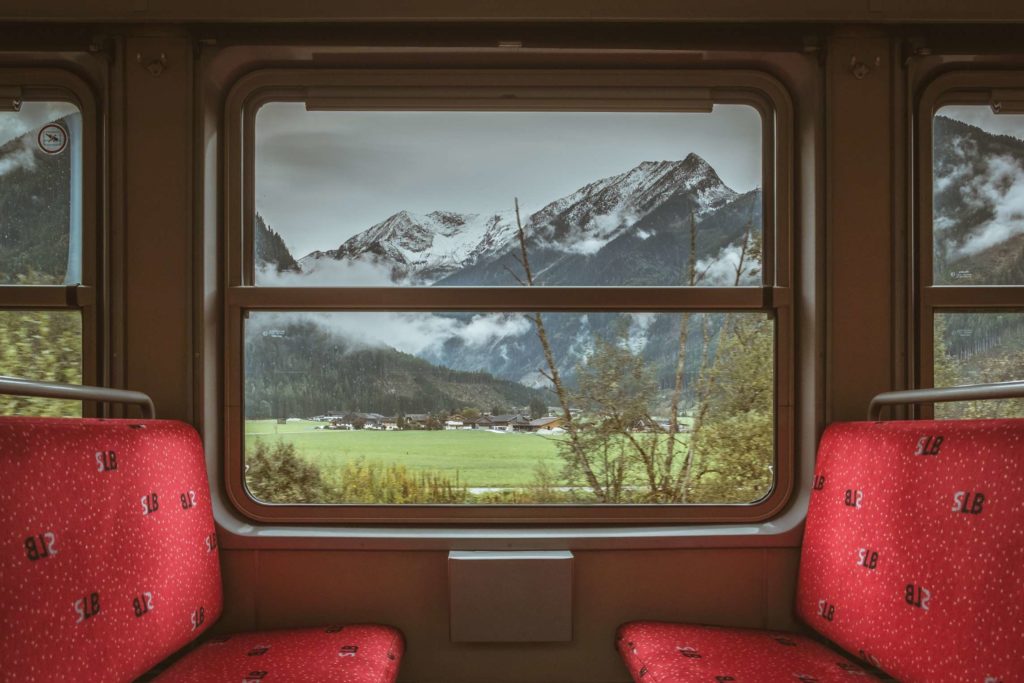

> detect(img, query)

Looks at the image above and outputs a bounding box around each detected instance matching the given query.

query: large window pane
[253,107,764,287]
[243,310,774,505]
[934,312,1024,418]
[0,102,82,285]
[933,106,1024,285]
[0,310,82,416]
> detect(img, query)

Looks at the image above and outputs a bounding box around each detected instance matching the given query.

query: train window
[921,76,1024,419]
[0,79,94,417]
[225,70,794,522]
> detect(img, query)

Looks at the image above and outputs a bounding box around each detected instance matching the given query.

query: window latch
[990,89,1024,115]
[0,86,22,112]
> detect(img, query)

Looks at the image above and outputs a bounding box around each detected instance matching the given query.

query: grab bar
[0,375,156,419]
[868,381,1024,421]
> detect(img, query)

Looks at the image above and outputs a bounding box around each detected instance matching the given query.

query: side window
[922,76,1024,418]
[0,78,95,416]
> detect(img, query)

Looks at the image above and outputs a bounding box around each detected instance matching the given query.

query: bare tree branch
[514,197,606,501]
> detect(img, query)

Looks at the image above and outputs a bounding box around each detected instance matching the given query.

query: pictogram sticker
[37,123,68,155]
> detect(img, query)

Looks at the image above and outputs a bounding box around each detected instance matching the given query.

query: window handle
[0,86,22,112]
[990,89,1024,114]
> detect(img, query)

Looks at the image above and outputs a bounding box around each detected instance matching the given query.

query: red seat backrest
[796,419,1024,682]
[0,417,223,681]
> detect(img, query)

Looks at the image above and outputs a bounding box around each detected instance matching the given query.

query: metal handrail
[0,375,156,419]
[868,381,1024,421]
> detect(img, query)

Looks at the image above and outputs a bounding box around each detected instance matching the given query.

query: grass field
[245,420,563,487]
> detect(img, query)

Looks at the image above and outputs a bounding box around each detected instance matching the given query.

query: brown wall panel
[121,36,193,420]
[826,33,895,422]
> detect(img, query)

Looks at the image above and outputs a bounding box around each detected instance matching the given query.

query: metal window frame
[916,71,1024,417]
[222,68,796,524]
[0,69,99,415]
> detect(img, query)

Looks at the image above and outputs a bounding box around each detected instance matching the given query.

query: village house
[327,412,388,429]
[473,414,531,432]
[403,413,430,428]
[528,416,566,431]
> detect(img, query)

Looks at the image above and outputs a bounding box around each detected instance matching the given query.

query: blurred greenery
[0,309,82,417]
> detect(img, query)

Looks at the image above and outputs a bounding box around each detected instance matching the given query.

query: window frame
[223,68,796,524]
[916,70,1024,412]
[0,68,99,413]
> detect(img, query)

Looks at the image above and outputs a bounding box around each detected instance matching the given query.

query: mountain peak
[522,153,736,254]
[681,151,712,170]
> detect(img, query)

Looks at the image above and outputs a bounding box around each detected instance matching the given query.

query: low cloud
[952,154,1024,258]
[456,314,532,348]
[0,139,36,177]
[696,243,761,285]
[622,313,656,353]
[535,206,641,256]
[256,256,397,286]
[563,236,611,256]
[248,310,532,358]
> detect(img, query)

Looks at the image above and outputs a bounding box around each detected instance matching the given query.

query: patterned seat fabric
[617,622,879,682]
[0,417,406,683]
[0,417,223,681]
[796,419,1024,682]
[154,625,404,682]
[619,419,1024,683]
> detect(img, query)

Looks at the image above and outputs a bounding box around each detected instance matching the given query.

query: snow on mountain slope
[299,209,518,284]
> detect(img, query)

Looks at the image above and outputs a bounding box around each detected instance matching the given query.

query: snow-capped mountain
[298,209,518,285]
[525,153,737,254]
[292,152,743,286]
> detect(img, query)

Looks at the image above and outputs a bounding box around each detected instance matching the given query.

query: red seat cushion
[0,417,223,681]
[153,625,404,683]
[796,420,1024,682]
[617,622,879,682]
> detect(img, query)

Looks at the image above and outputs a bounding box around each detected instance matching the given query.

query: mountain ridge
[290,153,739,286]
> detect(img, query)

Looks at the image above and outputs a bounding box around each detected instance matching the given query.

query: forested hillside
[255,213,300,273]
[245,320,550,419]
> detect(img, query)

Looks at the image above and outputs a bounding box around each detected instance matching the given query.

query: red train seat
[152,625,403,682]
[618,622,878,681]
[618,419,1024,682]
[0,417,404,682]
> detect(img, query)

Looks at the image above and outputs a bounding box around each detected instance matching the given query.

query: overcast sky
[255,104,763,258]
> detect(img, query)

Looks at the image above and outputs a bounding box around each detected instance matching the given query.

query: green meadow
[245,420,563,488]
